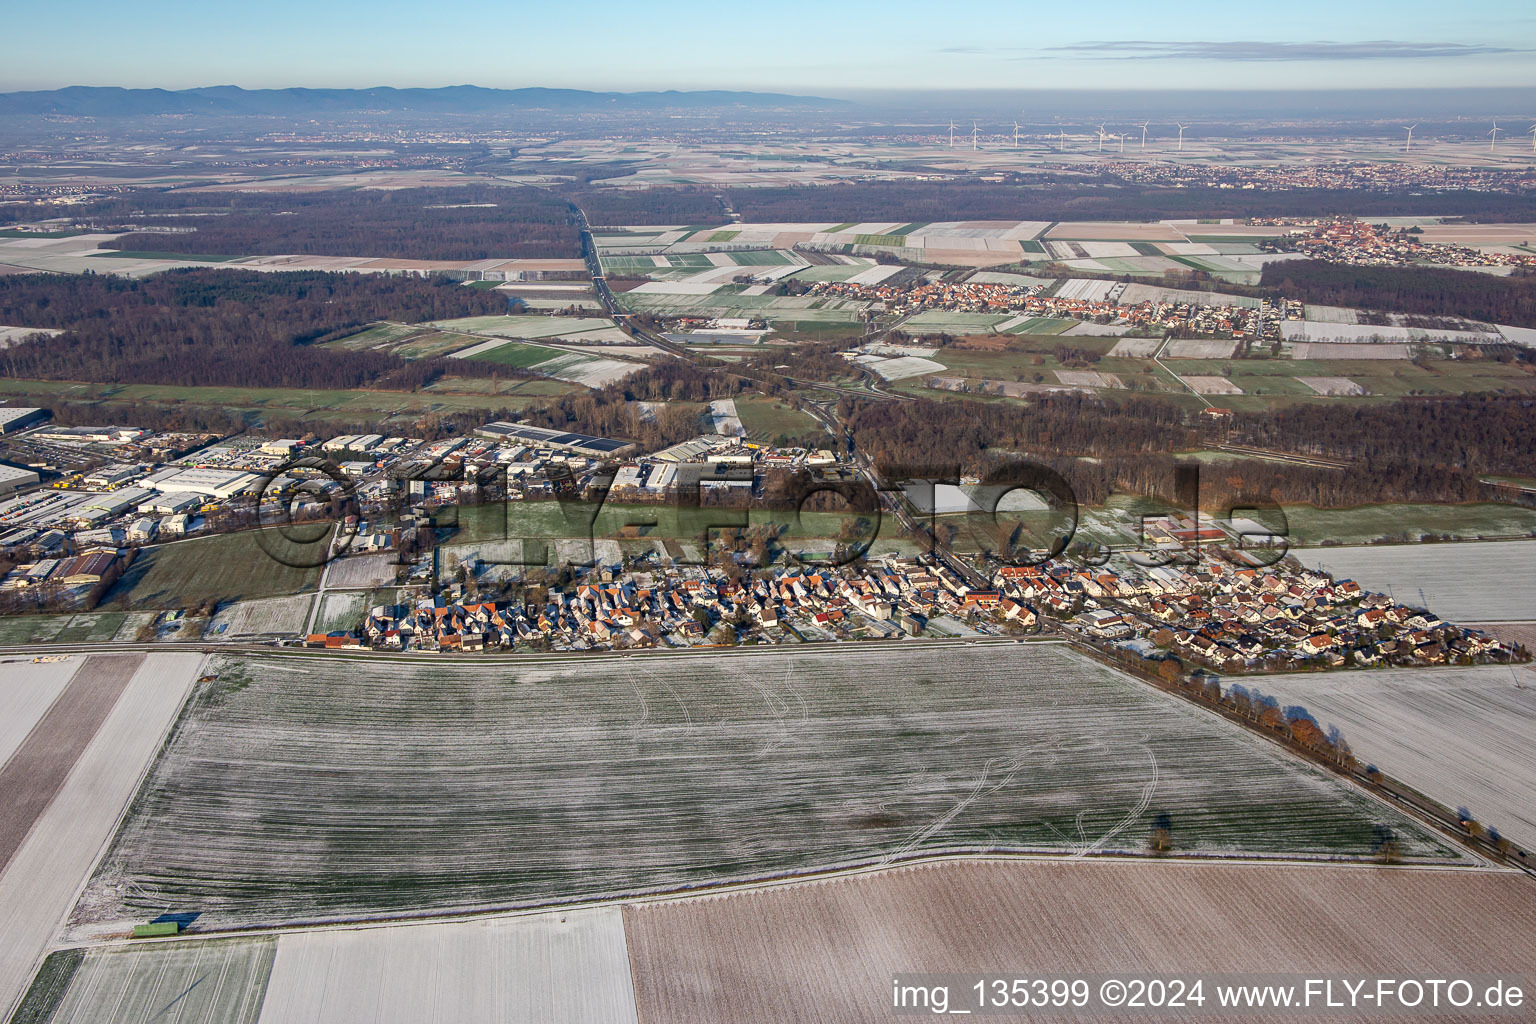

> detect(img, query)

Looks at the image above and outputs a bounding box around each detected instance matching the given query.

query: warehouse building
[474,421,634,458]
[0,406,47,434]
[0,462,40,498]
[145,467,263,498]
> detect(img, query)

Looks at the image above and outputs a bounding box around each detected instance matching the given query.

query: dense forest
[0,269,521,391]
[1232,395,1536,477]
[726,183,1536,224]
[88,186,581,260]
[568,189,728,227]
[1260,261,1536,328]
[843,392,1535,508]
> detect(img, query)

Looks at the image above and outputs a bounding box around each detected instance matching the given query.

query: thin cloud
[1035,40,1526,61]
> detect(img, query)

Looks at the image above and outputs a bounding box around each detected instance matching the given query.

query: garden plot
[1164,339,1237,359]
[1108,337,1164,357]
[1183,375,1244,395]
[1,654,203,1015]
[1297,376,1366,396]
[1257,666,1536,851]
[19,939,276,1024]
[75,645,1460,931]
[625,860,1536,1024]
[531,352,643,388]
[257,909,637,1024]
[323,552,400,589]
[206,594,314,637]
[315,593,366,634]
[1054,370,1120,389]
[1290,342,1410,360]
[1300,540,1536,621]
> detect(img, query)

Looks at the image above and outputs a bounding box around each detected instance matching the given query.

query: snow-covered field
[73,645,1459,931]
[709,398,744,436]
[1183,375,1243,395]
[1164,339,1238,359]
[531,352,643,388]
[1297,376,1366,396]
[0,656,80,766]
[2,654,202,1015]
[207,594,314,637]
[258,909,636,1024]
[1302,540,1536,621]
[1257,665,1536,851]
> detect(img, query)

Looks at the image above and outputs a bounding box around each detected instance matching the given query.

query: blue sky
[3,0,1533,93]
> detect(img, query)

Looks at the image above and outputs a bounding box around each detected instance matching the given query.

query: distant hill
[0,85,846,117]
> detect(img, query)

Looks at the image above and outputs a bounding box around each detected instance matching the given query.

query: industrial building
[0,462,40,498]
[144,467,264,498]
[0,406,47,434]
[473,421,634,458]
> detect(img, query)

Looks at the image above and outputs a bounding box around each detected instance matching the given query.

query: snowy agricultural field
[1256,665,1536,852]
[0,656,81,767]
[1297,376,1366,396]
[1108,337,1163,358]
[530,352,644,388]
[206,594,314,637]
[75,645,1461,931]
[1300,540,1536,621]
[257,909,637,1024]
[1164,339,1237,359]
[16,939,276,1024]
[1183,375,1243,395]
[708,398,744,436]
[2,654,203,1014]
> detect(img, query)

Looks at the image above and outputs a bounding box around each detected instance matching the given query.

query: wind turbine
[1057,128,1067,151]
[1402,123,1416,153]
[1489,119,1502,152]
[1096,124,1107,152]
[1118,132,1126,154]
[948,119,957,148]
[1138,120,1150,151]
[1528,124,1536,153]
[1176,123,1190,152]
[1012,120,1022,148]
[971,120,980,151]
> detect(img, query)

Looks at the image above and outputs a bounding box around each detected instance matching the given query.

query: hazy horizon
[3,0,1532,94]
